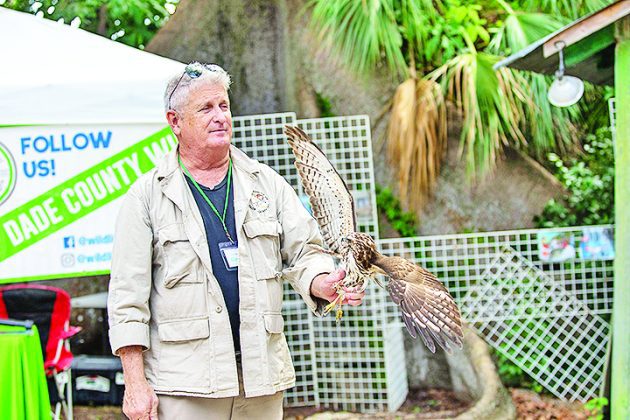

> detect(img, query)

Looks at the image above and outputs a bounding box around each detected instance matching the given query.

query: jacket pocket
[156,317,211,388]
[158,317,210,342]
[263,313,294,385]
[158,223,202,287]
[263,312,284,334]
[243,219,282,280]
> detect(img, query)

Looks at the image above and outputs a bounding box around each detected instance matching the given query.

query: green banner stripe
[0,126,177,262]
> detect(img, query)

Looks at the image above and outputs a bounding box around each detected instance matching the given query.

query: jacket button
[216,306,223,313]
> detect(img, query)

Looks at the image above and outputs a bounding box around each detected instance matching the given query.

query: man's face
[174,82,233,150]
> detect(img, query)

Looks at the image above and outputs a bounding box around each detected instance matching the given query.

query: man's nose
[212,108,227,123]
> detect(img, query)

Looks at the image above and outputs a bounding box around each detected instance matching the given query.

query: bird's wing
[374,254,463,353]
[284,125,356,254]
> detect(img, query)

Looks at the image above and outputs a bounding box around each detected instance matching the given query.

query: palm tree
[307,0,612,212]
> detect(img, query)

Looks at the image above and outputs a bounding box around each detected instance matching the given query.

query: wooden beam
[612,14,630,420]
[543,0,630,57]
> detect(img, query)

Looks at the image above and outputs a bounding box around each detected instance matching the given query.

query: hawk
[284,125,463,353]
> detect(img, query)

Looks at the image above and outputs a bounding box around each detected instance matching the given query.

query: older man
[107,62,365,420]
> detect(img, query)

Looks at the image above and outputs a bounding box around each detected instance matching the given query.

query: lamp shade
[547,75,584,107]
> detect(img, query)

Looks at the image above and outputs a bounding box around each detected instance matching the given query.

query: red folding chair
[0,284,81,420]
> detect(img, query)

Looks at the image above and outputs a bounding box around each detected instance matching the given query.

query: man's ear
[166,110,182,135]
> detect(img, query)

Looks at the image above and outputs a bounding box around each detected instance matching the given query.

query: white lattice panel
[378,227,613,403]
[462,248,609,401]
[378,226,614,316]
[310,283,403,412]
[233,113,406,412]
[232,112,613,407]
[609,97,616,144]
[233,112,298,180]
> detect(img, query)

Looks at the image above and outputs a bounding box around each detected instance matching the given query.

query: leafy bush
[534,127,614,228]
[375,185,418,237]
[315,91,335,118]
[584,397,609,420]
[5,0,178,49]
[420,0,491,69]
[494,351,543,392]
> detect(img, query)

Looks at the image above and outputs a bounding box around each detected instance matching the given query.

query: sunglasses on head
[167,63,222,110]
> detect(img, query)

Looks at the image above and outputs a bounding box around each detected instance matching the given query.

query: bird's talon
[335,308,343,321]
[324,301,336,314]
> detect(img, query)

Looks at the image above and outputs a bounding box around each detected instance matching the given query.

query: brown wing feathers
[284,124,463,353]
[375,255,463,353]
[284,125,356,254]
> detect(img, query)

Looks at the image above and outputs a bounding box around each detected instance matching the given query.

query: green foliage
[309,0,611,195]
[488,10,568,55]
[315,92,335,118]
[308,0,407,77]
[431,51,531,177]
[584,397,608,420]
[420,0,491,69]
[487,8,580,160]
[518,0,611,20]
[495,351,543,392]
[579,85,616,134]
[1,0,177,49]
[307,0,615,186]
[534,127,614,228]
[375,185,418,237]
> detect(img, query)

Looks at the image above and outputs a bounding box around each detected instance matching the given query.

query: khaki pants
[157,365,284,420]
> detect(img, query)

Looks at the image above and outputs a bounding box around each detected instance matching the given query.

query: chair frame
[0,284,81,420]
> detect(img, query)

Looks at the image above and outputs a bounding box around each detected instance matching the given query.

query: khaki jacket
[108,146,334,398]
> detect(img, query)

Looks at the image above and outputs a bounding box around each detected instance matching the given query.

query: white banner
[0,124,175,283]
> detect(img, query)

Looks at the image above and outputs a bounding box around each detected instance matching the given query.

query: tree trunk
[145,0,563,234]
[97,4,107,36]
[146,0,297,116]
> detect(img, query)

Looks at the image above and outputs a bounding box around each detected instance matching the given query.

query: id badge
[219,242,239,271]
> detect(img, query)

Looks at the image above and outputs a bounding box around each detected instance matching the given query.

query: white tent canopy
[0,7,185,125]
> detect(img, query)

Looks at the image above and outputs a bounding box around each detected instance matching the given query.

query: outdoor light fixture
[547,41,584,107]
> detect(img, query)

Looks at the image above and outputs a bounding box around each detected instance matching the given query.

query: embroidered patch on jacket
[249,191,270,213]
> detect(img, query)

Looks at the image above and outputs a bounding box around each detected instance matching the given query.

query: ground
[72,387,593,419]
[509,388,593,420]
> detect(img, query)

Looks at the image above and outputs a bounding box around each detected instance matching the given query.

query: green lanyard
[179,155,235,244]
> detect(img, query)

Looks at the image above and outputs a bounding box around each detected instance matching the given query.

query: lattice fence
[609,97,616,143]
[378,226,614,402]
[232,113,407,412]
[231,112,613,406]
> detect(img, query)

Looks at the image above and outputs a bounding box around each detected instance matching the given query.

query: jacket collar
[156,143,260,240]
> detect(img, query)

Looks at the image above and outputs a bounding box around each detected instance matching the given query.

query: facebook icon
[63,236,76,249]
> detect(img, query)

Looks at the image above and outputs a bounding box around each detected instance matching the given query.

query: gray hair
[164,62,232,113]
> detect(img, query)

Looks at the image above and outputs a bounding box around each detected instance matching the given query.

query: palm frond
[521,73,580,159]
[308,0,406,76]
[308,0,442,77]
[517,0,613,20]
[430,52,529,178]
[579,83,615,133]
[495,12,567,54]
[387,78,446,211]
[488,10,578,159]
